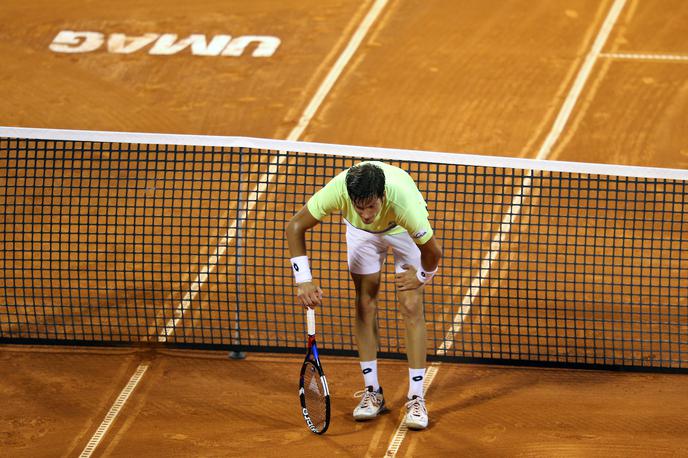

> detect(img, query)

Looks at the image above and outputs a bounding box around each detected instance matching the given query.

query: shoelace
[353,389,378,409]
[405,397,426,417]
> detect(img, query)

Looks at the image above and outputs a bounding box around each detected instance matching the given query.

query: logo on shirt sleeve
[413,230,427,239]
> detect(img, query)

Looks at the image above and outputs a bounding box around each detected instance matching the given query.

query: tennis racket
[299,307,331,434]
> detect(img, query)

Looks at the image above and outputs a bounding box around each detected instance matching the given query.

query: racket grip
[306,307,316,336]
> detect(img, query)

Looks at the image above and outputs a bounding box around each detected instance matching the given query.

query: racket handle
[306,307,316,336]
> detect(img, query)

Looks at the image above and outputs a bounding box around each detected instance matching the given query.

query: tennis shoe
[404,395,428,430]
[353,386,385,420]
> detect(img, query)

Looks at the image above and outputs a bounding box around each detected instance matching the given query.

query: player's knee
[399,294,423,323]
[356,294,377,320]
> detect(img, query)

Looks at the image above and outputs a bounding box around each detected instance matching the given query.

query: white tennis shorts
[345,221,421,275]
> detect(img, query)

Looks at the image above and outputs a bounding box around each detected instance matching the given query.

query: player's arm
[394,181,442,290]
[419,235,442,273]
[286,205,324,308]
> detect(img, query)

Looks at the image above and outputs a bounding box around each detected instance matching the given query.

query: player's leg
[346,222,387,420]
[351,272,388,420]
[389,232,429,430]
[351,271,382,364]
[398,288,426,371]
[398,287,429,429]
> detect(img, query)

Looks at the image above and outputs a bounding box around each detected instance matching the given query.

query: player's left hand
[395,264,423,291]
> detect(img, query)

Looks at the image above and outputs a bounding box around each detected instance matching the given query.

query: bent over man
[286,161,442,430]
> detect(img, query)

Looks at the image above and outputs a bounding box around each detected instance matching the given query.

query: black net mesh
[1,135,686,371]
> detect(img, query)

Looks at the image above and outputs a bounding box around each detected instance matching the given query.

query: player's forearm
[421,251,440,271]
[287,211,323,304]
[286,219,308,257]
[420,237,442,271]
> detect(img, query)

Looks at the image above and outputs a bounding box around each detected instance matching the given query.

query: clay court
[1,0,687,456]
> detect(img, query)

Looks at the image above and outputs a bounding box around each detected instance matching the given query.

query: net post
[229,350,247,360]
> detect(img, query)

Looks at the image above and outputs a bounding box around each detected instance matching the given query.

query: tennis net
[1,127,687,372]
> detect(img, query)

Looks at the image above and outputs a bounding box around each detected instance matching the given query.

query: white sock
[360,360,380,391]
[408,368,425,399]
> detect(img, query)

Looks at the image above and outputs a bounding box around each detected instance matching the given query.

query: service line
[601,52,688,62]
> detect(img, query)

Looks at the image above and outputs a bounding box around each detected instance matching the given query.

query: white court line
[158,0,390,340]
[384,0,627,455]
[435,173,534,355]
[384,365,439,457]
[79,364,149,458]
[601,52,688,62]
[80,1,389,454]
[536,0,627,161]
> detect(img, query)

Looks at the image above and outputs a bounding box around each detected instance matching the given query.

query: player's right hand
[296,281,323,308]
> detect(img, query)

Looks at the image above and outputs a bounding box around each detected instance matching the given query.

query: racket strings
[303,365,327,428]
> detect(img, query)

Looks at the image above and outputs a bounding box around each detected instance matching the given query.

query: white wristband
[416,266,438,284]
[290,255,313,284]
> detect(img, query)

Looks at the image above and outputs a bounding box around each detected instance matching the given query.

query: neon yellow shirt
[307,161,433,244]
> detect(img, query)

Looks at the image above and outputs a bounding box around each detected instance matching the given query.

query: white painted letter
[49,30,104,53]
[149,34,196,55]
[108,33,160,54]
[149,34,231,56]
[191,35,232,56]
[221,35,281,57]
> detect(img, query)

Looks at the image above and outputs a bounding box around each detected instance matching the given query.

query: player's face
[354,197,383,224]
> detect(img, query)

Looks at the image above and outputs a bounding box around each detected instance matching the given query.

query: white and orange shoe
[404,395,428,430]
[353,386,386,420]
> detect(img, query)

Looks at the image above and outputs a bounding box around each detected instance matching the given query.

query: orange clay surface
[1,0,687,456]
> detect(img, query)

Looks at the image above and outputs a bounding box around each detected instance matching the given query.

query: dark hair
[345,163,385,205]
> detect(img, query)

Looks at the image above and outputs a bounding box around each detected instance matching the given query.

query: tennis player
[286,161,442,430]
